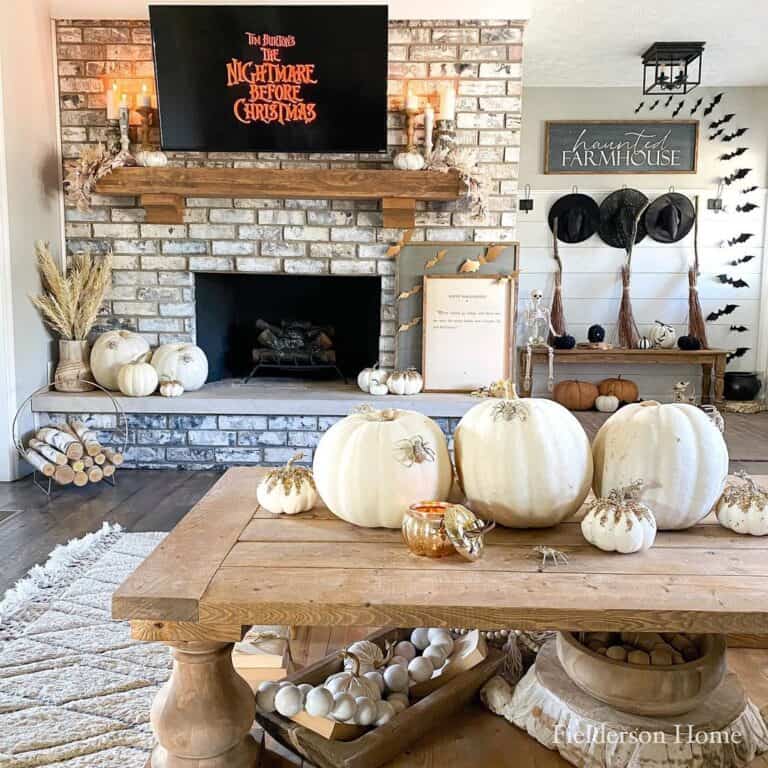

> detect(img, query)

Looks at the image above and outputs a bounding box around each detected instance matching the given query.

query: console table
[518,347,728,404]
[113,467,768,768]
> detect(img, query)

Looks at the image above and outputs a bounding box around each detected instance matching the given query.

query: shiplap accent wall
[515,187,766,400]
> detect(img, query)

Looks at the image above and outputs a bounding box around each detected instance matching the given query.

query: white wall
[0,0,63,481]
[517,86,768,401]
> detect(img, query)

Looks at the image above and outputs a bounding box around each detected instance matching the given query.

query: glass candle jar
[402,501,455,558]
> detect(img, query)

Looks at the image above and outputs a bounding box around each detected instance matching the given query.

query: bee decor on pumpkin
[715,472,768,536]
[256,452,318,515]
[648,320,677,349]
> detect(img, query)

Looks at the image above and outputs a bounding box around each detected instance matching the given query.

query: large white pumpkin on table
[592,401,729,530]
[151,343,208,391]
[313,407,451,528]
[454,386,593,528]
[90,330,150,391]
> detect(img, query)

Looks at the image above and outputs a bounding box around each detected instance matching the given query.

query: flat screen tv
[149,4,388,152]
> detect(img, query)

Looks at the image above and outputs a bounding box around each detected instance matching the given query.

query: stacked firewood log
[23,420,124,486]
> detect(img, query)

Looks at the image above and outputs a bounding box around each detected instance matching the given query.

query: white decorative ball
[422,644,448,669]
[407,656,434,683]
[383,663,410,692]
[256,681,280,713]
[410,628,430,650]
[393,640,417,661]
[275,685,303,717]
[305,686,333,717]
[330,692,356,722]
[364,670,385,694]
[354,696,378,726]
[374,700,396,726]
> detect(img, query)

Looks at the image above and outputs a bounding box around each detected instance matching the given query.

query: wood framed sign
[544,120,699,174]
[422,274,518,392]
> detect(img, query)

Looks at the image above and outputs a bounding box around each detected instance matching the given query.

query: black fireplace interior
[195,273,382,381]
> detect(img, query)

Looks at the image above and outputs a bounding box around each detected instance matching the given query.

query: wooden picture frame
[421,274,518,392]
[544,120,699,174]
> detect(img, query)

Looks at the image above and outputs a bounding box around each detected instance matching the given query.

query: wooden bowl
[555,632,727,716]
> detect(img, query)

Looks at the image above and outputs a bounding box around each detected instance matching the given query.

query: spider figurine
[394,435,436,467]
[531,545,569,572]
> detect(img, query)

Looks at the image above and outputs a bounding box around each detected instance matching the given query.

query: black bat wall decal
[709,129,724,141]
[648,99,660,111]
[742,185,758,194]
[690,97,703,115]
[729,254,756,266]
[707,304,739,321]
[703,92,724,116]
[634,102,644,114]
[730,325,749,333]
[736,202,758,213]
[709,113,735,129]
[722,127,749,141]
[672,100,685,117]
[721,147,749,161]
[717,274,750,288]
[726,233,754,246]
[727,347,750,363]
[664,95,674,107]
[723,169,751,185]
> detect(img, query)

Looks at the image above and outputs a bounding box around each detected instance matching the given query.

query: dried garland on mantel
[64,144,129,212]
[423,145,489,219]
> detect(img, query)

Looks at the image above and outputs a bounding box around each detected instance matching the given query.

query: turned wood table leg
[714,354,726,405]
[150,641,259,768]
[702,363,713,405]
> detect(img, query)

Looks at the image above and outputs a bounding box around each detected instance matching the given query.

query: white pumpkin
[151,343,208,391]
[91,330,150,391]
[387,368,423,396]
[637,336,652,350]
[393,150,425,170]
[595,394,620,413]
[454,387,593,528]
[343,640,385,674]
[580,481,657,553]
[256,452,318,515]
[592,401,729,530]
[326,653,382,701]
[716,472,768,536]
[648,321,677,349]
[357,363,389,394]
[313,407,452,528]
[369,382,389,396]
[159,378,184,398]
[117,361,158,397]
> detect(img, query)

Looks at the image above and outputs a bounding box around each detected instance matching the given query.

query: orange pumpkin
[553,380,599,411]
[597,376,639,403]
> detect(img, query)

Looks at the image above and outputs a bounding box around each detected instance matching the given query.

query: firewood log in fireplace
[253,319,336,366]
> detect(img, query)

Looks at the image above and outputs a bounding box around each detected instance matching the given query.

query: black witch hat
[645,193,696,243]
[598,189,649,249]
[548,193,600,243]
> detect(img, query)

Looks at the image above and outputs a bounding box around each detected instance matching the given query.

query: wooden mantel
[95,167,465,228]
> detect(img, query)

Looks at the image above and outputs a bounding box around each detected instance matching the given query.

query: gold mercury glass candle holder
[402,501,456,558]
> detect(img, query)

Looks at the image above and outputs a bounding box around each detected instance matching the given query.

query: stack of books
[232,626,292,690]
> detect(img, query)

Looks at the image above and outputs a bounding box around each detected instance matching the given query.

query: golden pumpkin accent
[263,452,316,495]
[719,471,768,513]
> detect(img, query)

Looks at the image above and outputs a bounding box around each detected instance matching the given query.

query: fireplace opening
[195,273,382,382]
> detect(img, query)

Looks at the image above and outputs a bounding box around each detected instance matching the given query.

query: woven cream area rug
[0,524,169,768]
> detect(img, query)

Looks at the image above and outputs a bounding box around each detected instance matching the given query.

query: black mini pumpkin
[588,324,606,343]
[553,334,576,350]
[677,334,702,351]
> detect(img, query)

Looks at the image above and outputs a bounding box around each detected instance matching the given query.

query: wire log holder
[12,380,129,498]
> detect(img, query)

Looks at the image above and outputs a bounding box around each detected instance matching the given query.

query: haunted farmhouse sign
[545,121,699,173]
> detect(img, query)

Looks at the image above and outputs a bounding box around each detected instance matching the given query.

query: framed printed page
[422,274,517,392]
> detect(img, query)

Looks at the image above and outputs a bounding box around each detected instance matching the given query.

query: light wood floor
[0,411,766,767]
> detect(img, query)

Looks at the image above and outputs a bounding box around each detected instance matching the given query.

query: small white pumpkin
[326,653,382,701]
[637,336,652,350]
[256,452,318,515]
[357,363,389,394]
[593,401,729,530]
[387,368,423,396]
[454,383,593,528]
[595,394,620,413]
[151,343,208,391]
[158,377,184,398]
[90,330,150,391]
[648,321,677,349]
[369,381,389,396]
[393,150,425,170]
[313,407,452,529]
[716,472,768,536]
[580,481,657,554]
[343,640,385,674]
[117,361,158,397]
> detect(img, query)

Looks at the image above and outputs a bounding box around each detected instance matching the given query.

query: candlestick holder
[434,119,456,154]
[136,105,155,150]
[393,108,425,171]
[118,105,132,155]
[105,119,121,155]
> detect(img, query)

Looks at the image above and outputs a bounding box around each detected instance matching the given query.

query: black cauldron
[724,372,761,401]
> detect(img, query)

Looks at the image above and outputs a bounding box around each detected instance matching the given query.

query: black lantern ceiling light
[642,42,705,95]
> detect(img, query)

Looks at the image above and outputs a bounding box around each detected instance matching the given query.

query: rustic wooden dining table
[112,467,768,768]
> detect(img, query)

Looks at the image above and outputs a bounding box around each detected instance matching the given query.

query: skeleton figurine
[672,380,696,404]
[523,289,556,394]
